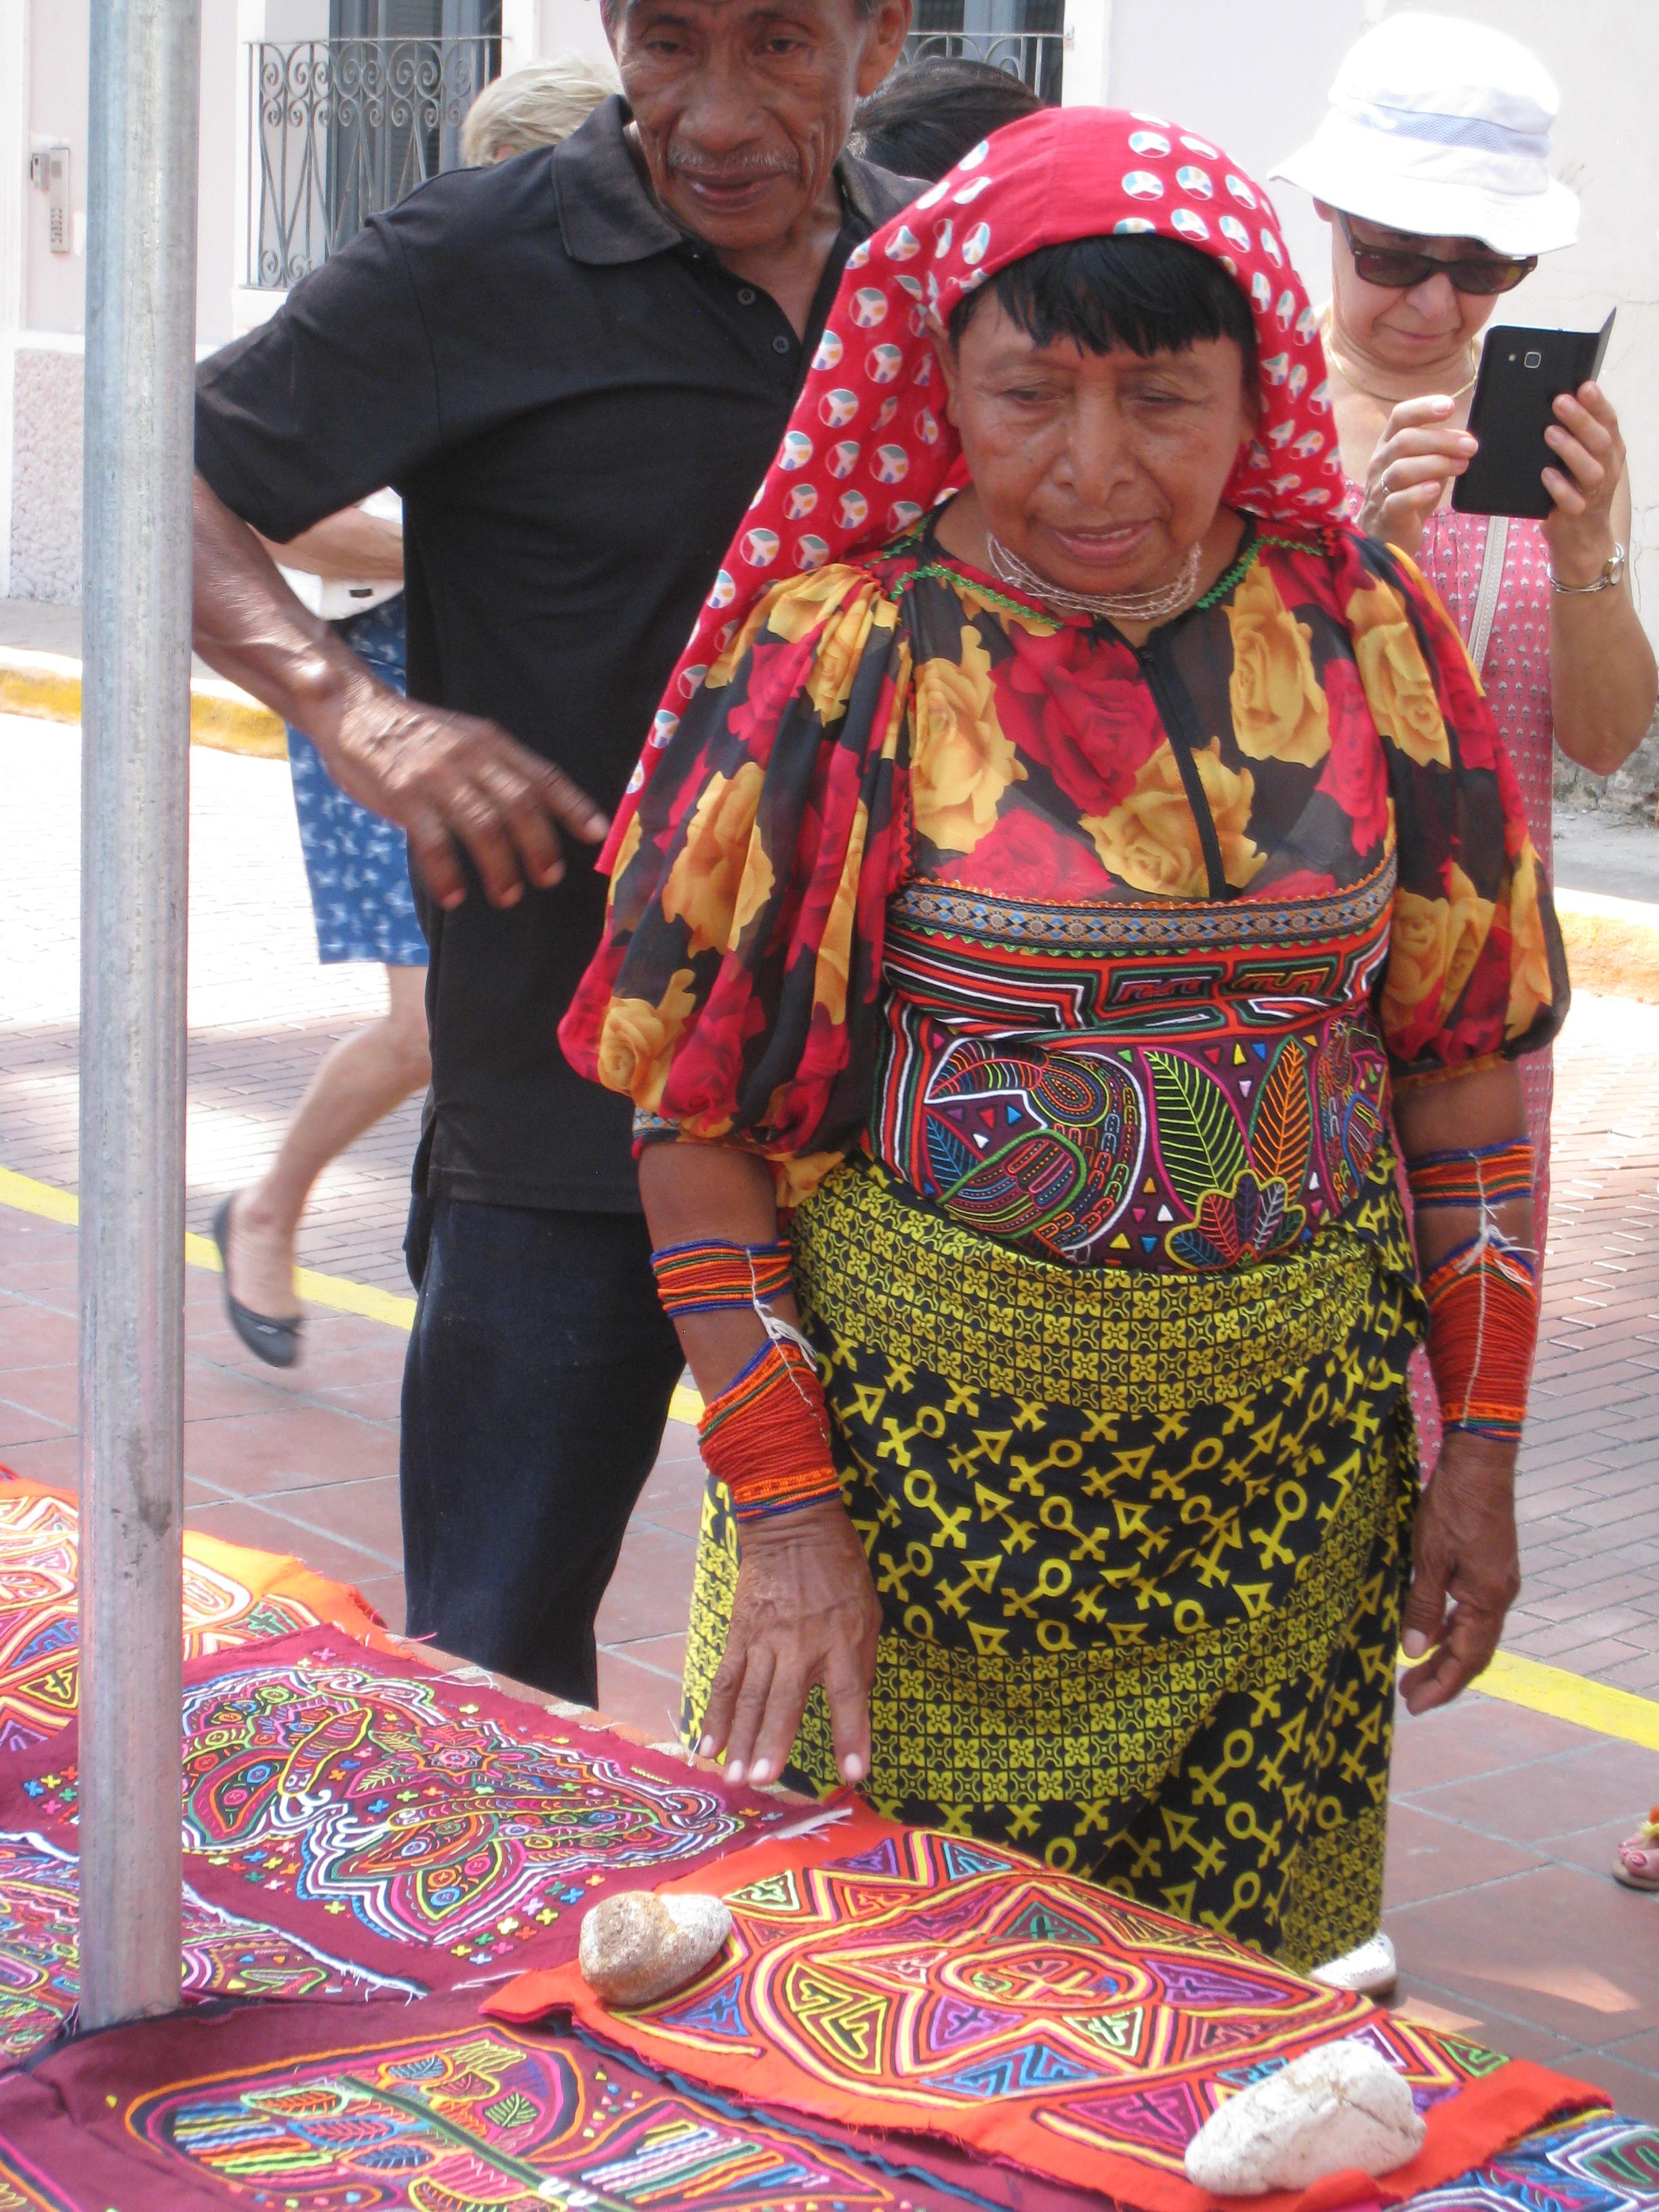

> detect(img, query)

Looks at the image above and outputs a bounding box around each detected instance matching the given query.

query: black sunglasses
[1338,211,1536,297]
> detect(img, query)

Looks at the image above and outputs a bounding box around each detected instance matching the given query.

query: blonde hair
[460,54,621,165]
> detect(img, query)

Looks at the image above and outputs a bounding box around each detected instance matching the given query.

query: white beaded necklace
[986,534,1204,623]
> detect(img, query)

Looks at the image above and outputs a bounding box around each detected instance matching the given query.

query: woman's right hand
[1356,395,1479,556]
[697,1499,880,1790]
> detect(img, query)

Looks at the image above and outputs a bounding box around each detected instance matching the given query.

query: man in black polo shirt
[192,0,915,1696]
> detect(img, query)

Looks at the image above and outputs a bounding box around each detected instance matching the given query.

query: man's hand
[190,472,608,910]
[697,1499,880,1790]
[319,674,609,910]
[1399,1430,1521,1715]
[1357,394,1478,556]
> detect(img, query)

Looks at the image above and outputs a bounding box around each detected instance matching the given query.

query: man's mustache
[665,147,797,181]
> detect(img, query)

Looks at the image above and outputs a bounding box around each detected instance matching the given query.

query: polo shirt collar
[554,94,888,266]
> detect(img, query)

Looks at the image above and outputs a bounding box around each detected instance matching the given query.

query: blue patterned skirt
[286,596,428,967]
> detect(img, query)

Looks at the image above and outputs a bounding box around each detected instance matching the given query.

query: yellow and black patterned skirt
[682,1158,1422,1971]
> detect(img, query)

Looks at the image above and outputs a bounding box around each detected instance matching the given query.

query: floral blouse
[561,518,1566,1271]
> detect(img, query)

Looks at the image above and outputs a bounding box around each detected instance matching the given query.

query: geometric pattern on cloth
[1404,2114,1659,2212]
[15,1629,795,1989]
[0,1477,389,1752]
[0,1828,416,2071]
[124,2017,1002,2212]
[516,1821,1597,2212]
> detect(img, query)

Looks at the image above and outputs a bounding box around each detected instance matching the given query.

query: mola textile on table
[0,1992,1643,2212]
[0,1990,1067,2212]
[0,1473,393,1750]
[0,1625,811,1994]
[0,1826,417,2070]
[491,1813,1604,2212]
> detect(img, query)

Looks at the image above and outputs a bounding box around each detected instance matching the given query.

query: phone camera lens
[1524,350,1542,368]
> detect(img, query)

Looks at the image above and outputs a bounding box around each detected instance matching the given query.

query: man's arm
[192,474,607,909]
[255,505,405,584]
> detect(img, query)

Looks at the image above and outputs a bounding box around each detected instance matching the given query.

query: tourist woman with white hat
[1275,9,1658,1967]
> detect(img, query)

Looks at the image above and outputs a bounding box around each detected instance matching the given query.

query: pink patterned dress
[1359,504,1557,1468]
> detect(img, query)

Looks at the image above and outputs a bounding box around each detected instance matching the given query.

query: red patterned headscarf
[603,104,1340,863]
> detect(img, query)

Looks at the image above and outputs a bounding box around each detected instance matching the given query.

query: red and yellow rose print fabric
[561,520,1565,1267]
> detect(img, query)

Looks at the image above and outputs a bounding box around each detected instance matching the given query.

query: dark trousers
[401,1195,684,1700]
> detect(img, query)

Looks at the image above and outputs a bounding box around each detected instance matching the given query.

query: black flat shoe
[211,1196,302,1369]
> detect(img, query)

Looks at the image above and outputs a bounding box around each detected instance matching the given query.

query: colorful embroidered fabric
[0,1994,1045,2212]
[599,106,1349,863]
[566,527,1563,1258]
[681,1151,1420,1968]
[0,1475,389,1750]
[1406,2113,1659,2212]
[494,1820,1601,2212]
[8,1628,798,1992]
[0,1827,415,2069]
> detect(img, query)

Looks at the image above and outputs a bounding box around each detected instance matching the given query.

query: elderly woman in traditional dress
[562,108,1565,1975]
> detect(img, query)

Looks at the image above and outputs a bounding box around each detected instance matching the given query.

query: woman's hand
[698,1500,880,1789]
[1398,1430,1521,1715]
[1356,395,1478,556]
[1541,382,1625,583]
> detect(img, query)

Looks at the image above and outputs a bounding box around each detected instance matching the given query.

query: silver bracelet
[1549,542,1626,595]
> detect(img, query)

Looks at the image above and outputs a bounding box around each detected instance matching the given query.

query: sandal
[211,1196,302,1369]
[1613,1808,1659,1891]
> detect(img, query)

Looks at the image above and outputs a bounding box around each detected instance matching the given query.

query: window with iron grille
[905,0,1065,102]
[249,0,501,289]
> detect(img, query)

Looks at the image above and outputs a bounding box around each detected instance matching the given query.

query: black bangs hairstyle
[948,233,1257,378]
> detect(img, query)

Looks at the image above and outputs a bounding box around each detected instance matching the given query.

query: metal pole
[79,0,201,2030]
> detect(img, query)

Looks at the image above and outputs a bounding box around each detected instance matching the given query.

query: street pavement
[2,710,1658,2112]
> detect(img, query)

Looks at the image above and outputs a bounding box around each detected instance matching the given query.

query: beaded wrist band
[651,1239,793,1319]
[1424,1235,1540,1445]
[1411,1141,1533,1212]
[697,1338,842,1525]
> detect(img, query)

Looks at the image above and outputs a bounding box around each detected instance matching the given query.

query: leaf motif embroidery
[1144,1050,1248,1210]
[1250,1040,1313,1191]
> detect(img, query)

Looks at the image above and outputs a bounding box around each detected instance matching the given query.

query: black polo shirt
[195,98,916,1212]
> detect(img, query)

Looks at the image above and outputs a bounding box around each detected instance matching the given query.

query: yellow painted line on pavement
[10,1164,1659,1729]
[0,647,287,759]
[0,1162,703,1421]
[1474,1646,1659,1752]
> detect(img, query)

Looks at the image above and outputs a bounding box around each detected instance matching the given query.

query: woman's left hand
[1541,382,1626,582]
[1398,1430,1521,1715]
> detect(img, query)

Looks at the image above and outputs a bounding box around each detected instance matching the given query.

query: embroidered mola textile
[0,1474,390,1750]
[0,1994,1048,2212]
[492,1818,1601,2212]
[0,1827,417,2069]
[6,1628,806,1993]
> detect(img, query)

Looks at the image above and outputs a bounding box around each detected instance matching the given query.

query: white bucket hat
[1272,12,1578,258]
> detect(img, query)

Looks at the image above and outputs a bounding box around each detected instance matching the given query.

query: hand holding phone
[1452,310,1616,519]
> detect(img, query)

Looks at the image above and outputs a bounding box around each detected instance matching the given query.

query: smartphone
[1452,310,1616,518]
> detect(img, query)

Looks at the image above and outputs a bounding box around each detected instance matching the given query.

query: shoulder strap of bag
[1466,514,1509,676]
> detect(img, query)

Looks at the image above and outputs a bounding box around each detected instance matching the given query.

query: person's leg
[224,962,430,1319]
[401,1197,687,1700]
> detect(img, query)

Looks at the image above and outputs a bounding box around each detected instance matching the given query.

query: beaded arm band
[1409,1141,1539,1446]
[697,1338,842,1526]
[652,1239,840,1524]
[651,1239,794,1317]
[1410,1140,1533,1212]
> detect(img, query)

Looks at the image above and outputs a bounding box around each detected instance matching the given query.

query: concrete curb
[0,645,286,760]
